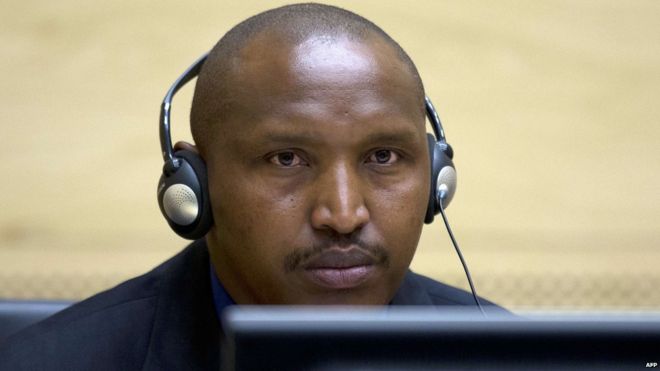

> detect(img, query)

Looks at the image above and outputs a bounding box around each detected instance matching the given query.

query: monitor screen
[221,307,660,370]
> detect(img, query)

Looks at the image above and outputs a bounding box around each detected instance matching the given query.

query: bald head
[190,3,425,155]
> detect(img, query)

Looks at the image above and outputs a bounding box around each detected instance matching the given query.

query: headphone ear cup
[157,149,213,239]
[424,134,457,224]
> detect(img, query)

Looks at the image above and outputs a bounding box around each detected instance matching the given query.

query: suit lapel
[390,271,434,305]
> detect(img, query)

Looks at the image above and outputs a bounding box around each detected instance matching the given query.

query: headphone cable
[438,197,486,317]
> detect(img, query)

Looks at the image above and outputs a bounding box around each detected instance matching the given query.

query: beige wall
[1,1,659,310]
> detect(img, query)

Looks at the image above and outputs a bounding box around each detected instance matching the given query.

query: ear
[173,141,199,154]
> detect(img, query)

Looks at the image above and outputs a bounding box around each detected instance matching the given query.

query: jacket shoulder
[408,271,507,312]
[410,272,479,305]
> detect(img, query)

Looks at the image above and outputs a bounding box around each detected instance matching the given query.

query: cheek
[370,169,429,259]
[207,165,306,252]
[372,167,428,223]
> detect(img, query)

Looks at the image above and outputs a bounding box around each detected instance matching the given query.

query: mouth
[301,248,379,290]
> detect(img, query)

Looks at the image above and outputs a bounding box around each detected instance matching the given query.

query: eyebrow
[260,131,324,146]
[360,129,420,146]
[258,128,421,147]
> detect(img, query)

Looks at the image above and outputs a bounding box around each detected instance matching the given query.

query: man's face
[203,32,430,304]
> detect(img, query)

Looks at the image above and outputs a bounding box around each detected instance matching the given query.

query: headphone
[158,53,457,239]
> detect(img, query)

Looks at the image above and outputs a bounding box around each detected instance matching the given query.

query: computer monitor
[221,307,660,370]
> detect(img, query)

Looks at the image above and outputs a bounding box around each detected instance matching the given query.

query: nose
[310,162,370,234]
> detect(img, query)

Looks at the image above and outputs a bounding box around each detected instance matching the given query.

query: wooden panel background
[1,0,659,310]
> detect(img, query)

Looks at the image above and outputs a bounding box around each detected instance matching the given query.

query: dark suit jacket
[0,240,501,370]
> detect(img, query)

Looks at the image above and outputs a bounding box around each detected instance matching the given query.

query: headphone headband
[424,96,446,142]
[159,53,209,164]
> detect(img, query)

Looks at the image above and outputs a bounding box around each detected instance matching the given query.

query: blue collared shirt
[209,263,235,322]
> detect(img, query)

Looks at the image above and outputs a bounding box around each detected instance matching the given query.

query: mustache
[283,234,389,272]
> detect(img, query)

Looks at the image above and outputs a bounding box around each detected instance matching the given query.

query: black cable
[438,198,486,317]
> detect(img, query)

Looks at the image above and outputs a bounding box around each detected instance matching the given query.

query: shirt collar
[209,262,236,322]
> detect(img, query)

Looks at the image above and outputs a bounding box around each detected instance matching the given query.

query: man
[0,3,502,369]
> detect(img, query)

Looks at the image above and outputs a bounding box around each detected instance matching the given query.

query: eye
[367,149,399,165]
[268,151,306,167]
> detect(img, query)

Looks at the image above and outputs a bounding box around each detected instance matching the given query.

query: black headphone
[158,53,457,239]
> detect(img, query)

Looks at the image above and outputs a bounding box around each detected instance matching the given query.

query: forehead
[222,31,423,123]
